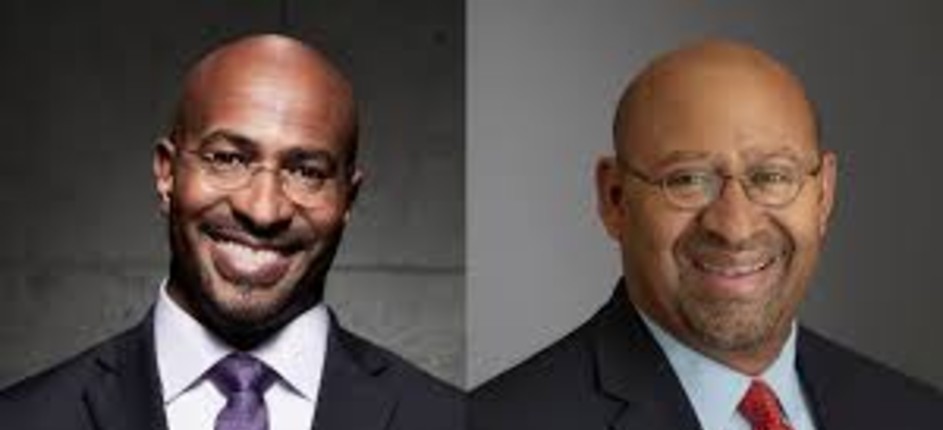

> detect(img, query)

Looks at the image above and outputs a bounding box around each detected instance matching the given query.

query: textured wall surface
[468,0,943,389]
[0,0,464,388]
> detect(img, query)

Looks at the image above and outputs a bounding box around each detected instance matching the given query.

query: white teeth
[216,241,282,273]
[699,258,773,277]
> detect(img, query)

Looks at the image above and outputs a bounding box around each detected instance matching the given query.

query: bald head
[613,39,818,162]
[170,34,358,165]
[154,35,365,350]
[598,39,837,374]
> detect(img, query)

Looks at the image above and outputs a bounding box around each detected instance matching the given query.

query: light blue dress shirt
[637,309,817,430]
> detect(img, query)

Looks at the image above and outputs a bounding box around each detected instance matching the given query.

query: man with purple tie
[0,34,462,430]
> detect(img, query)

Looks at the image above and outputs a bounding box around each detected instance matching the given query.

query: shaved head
[171,34,358,166]
[613,39,818,162]
[597,39,836,374]
[155,34,364,349]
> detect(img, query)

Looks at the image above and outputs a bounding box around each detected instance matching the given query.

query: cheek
[172,174,226,217]
[169,178,232,266]
[767,198,826,305]
[624,199,694,274]
[298,197,349,234]
[774,196,826,255]
[630,199,692,255]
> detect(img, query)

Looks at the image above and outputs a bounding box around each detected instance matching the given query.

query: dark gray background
[0,0,464,388]
[468,0,943,388]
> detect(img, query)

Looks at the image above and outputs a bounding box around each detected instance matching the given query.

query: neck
[703,334,790,376]
[626,284,793,376]
[165,276,324,351]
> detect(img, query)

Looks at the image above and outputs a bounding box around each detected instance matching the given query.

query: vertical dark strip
[279,0,290,31]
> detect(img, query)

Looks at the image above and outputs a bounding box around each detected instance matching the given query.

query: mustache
[198,217,310,254]
[679,227,790,263]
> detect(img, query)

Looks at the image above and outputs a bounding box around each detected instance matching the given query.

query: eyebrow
[198,129,259,153]
[283,148,339,169]
[740,147,810,164]
[651,147,814,168]
[650,150,715,168]
[199,128,342,170]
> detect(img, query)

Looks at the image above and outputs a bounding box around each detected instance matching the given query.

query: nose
[229,169,294,236]
[698,177,766,245]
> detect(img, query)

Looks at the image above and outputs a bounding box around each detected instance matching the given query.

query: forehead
[621,61,818,165]
[184,61,355,156]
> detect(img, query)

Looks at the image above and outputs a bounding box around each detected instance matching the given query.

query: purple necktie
[209,353,276,430]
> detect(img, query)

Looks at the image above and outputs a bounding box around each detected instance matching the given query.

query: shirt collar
[251,297,329,401]
[154,281,329,403]
[637,307,802,430]
[763,325,806,428]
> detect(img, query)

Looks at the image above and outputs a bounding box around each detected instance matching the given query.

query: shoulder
[474,317,597,399]
[332,325,465,427]
[799,328,943,423]
[474,288,640,404]
[344,327,463,399]
[0,343,100,404]
[0,326,141,427]
[471,311,612,430]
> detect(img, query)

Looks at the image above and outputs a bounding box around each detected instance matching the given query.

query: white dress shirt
[638,309,817,430]
[155,283,329,430]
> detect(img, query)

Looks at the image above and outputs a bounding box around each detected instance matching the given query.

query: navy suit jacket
[473,285,943,429]
[0,312,464,430]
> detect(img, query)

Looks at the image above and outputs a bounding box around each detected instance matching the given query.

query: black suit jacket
[472,285,943,429]
[0,312,464,430]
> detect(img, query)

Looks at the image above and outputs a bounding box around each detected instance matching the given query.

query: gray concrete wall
[468,0,943,389]
[0,0,464,388]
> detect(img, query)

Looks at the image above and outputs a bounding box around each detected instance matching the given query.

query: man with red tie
[0,34,462,430]
[473,39,943,429]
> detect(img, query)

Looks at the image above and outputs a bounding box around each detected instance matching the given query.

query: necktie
[209,353,276,430]
[738,379,794,430]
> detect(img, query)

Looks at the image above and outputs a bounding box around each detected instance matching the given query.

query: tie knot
[210,353,276,396]
[738,380,793,430]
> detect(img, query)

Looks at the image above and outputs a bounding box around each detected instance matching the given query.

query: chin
[168,214,340,345]
[190,279,300,348]
[676,270,795,354]
[202,250,315,316]
[209,282,289,323]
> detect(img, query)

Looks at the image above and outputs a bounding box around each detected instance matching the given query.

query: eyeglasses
[622,158,823,210]
[178,147,343,208]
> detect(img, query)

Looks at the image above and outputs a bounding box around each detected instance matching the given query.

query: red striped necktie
[738,379,794,430]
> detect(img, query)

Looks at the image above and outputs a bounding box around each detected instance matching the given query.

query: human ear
[816,151,838,237]
[342,167,364,223]
[153,138,177,216]
[596,156,628,241]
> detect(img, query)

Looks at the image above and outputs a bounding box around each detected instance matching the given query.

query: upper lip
[686,250,782,274]
[200,224,300,255]
[693,253,772,267]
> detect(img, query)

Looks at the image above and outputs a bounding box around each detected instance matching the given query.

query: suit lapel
[593,284,702,430]
[313,321,397,430]
[82,313,168,430]
[79,309,398,430]
[796,328,859,430]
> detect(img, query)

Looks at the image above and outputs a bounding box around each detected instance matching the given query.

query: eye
[660,169,715,201]
[664,169,713,189]
[749,167,797,187]
[201,150,250,170]
[292,164,327,179]
[285,162,332,186]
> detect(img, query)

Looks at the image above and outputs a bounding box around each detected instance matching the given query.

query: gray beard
[677,289,784,352]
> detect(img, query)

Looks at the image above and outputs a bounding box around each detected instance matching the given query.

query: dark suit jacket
[472,285,943,429]
[0,312,464,430]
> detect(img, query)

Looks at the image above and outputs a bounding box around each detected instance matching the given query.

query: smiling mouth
[692,255,780,278]
[206,234,294,287]
[684,250,784,296]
